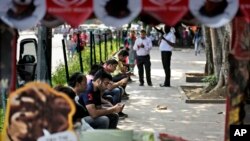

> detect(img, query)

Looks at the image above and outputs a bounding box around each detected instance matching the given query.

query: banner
[224,18,250,141]
[3,82,77,141]
[94,0,141,27]
[1,0,46,30]
[189,0,239,28]
[0,0,11,17]
[143,0,188,26]
[47,0,93,28]
[41,13,64,28]
[240,0,250,23]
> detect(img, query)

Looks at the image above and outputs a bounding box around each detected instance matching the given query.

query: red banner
[143,0,188,26]
[47,0,93,27]
[231,17,250,60]
[240,0,250,23]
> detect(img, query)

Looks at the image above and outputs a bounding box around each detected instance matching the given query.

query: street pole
[62,39,69,83]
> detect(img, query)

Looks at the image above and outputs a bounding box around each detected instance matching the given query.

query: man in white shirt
[158,26,176,87]
[133,30,153,86]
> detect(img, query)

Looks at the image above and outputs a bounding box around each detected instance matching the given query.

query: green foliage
[52,41,119,86]
[202,75,217,86]
[0,108,3,132]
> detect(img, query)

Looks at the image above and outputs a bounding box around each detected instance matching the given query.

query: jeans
[84,113,119,129]
[84,116,109,129]
[103,88,122,105]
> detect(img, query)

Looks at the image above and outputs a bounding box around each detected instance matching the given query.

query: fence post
[104,33,107,60]
[61,39,69,83]
[93,33,96,64]
[77,32,83,73]
[99,34,102,63]
[90,31,93,67]
[110,33,113,53]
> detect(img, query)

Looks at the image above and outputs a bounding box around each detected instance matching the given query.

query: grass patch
[52,40,120,86]
[0,108,4,132]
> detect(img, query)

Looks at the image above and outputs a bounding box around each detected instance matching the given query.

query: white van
[16,31,38,85]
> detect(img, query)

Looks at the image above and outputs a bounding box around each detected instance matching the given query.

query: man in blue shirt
[80,70,124,129]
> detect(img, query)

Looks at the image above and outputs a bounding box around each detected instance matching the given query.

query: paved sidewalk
[118,47,226,141]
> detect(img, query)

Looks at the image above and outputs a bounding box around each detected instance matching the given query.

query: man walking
[133,29,153,86]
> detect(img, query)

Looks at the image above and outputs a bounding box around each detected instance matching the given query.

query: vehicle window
[22,42,37,62]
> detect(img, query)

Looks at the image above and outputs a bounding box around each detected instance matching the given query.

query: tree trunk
[202,26,213,75]
[210,25,231,93]
[210,28,222,80]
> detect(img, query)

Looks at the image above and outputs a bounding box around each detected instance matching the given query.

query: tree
[202,25,213,75]
[203,24,231,94]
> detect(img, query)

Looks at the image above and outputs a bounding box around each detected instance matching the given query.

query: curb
[178,86,226,104]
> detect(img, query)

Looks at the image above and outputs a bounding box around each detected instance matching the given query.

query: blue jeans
[103,88,121,105]
[84,116,109,129]
[84,113,119,129]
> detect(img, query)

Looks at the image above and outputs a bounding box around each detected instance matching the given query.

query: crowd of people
[62,26,89,59]
[52,25,204,132]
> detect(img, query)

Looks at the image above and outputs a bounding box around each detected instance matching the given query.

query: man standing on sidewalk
[133,29,153,86]
[158,26,176,87]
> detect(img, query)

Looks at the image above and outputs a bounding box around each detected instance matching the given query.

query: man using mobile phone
[133,29,153,86]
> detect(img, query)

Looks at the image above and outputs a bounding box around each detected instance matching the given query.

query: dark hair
[68,72,86,87]
[89,64,103,76]
[164,25,171,33]
[118,50,129,57]
[54,85,76,100]
[140,29,146,33]
[105,59,118,65]
[93,69,112,81]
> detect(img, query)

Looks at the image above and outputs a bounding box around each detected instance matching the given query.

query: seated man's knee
[98,116,110,129]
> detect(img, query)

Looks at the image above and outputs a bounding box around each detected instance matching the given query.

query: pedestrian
[193,27,203,56]
[67,34,76,58]
[127,30,137,74]
[133,29,153,86]
[158,26,176,87]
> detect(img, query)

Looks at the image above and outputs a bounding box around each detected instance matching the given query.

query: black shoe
[122,95,129,100]
[124,93,130,96]
[119,112,128,118]
[128,78,135,83]
[148,83,153,86]
[159,84,170,87]
[139,83,144,86]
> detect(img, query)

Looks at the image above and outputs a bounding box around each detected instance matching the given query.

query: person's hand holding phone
[140,43,144,48]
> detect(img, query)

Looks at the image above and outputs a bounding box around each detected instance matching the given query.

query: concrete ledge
[186,99,226,104]
[178,86,226,104]
[185,73,206,83]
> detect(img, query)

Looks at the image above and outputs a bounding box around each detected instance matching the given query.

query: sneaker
[148,83,153,86]
[139,83,144,86]
[119,112,128,118]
